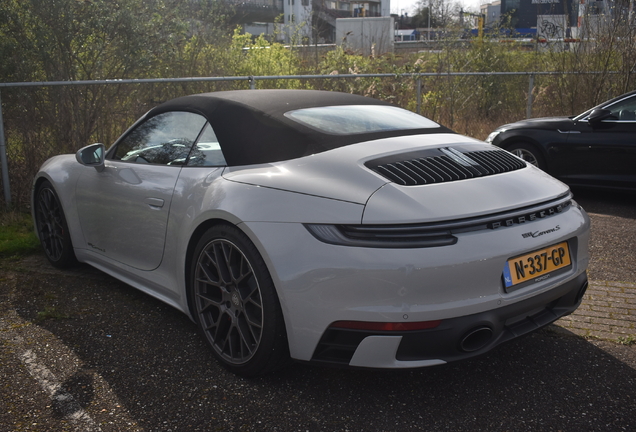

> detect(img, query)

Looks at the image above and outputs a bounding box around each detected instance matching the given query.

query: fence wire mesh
[0,71,623,208]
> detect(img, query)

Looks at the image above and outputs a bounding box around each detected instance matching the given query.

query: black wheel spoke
[243,313,262,343]
[235,322,253,357]
[196,262,220,287]
[196,290,223,311]
[217,243,234,284]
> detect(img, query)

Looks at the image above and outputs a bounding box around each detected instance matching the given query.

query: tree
[412,0,463,30]
[0,0,234,207]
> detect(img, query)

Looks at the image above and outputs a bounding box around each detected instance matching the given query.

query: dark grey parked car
[486,91,636,191]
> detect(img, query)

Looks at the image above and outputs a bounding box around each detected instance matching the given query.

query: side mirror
[587,108,613,123]
[76,143,105,172]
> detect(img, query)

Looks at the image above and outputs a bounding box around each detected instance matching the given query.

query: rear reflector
[330,320,442,331]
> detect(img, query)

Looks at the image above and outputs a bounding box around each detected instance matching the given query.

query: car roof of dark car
[147,90,453,166]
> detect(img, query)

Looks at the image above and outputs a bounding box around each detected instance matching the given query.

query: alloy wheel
[194,239,264,365]
[36,187,66,262]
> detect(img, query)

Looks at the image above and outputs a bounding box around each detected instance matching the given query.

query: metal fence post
[416,77,422,114]
[249,76,256,90]
[526,74,535,119]
[0,90,11,208]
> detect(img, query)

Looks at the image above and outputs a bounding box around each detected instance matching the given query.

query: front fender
[32,155,86,249]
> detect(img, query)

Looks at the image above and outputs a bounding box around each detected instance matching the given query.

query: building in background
[230,0,392,43]
[481,0,501,27]
[229,0,284,36]
[336,16,395,54]
[499,0,576,30]
[480,0,628,39]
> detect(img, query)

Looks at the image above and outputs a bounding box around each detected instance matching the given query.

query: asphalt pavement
[0,188,634,432]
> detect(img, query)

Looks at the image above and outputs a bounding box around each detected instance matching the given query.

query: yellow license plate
[503,241,571,289]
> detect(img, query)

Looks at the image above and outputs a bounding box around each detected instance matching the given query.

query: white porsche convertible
[33,90,590,376]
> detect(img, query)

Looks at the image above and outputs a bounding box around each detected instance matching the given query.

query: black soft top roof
[148,90,453,166]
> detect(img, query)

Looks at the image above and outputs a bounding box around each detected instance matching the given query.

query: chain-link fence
[0,70,623,209]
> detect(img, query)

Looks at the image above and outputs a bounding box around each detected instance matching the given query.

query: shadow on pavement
[9,266,636,431]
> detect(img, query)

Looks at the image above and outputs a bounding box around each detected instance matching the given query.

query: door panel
[564,120,636,189]
[76,161,181,270]
[74,110,210,270]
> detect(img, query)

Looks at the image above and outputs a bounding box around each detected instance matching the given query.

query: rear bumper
[311,271,588,368]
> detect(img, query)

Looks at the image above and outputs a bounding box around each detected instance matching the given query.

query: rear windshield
[285,105,440,135]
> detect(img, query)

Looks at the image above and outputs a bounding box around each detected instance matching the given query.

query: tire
[506,143,547,171]
[34,180,77,268]
[190,224,290,377]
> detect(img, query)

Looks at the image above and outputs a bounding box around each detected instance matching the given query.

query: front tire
[506,143,547,171]
[34,180,76,268]
[190,225,289,377]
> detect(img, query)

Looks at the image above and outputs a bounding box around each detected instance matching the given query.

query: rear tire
[506,143,547,171]
[34,180,77,268]
[190,224,290,377]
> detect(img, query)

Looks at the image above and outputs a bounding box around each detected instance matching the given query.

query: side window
[113,112,207,165]
[606,96,636,121]
[187,123,228,167]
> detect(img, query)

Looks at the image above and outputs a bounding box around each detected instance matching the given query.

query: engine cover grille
[366,146,526,186]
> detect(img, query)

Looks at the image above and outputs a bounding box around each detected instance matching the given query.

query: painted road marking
[20,349,102,431]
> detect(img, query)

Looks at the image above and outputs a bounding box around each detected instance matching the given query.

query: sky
[391,0,483,16]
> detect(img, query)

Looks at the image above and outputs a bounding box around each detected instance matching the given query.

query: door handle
[144,197,165,209]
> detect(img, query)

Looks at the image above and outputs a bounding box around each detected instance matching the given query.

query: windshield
[285,105,440,135]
